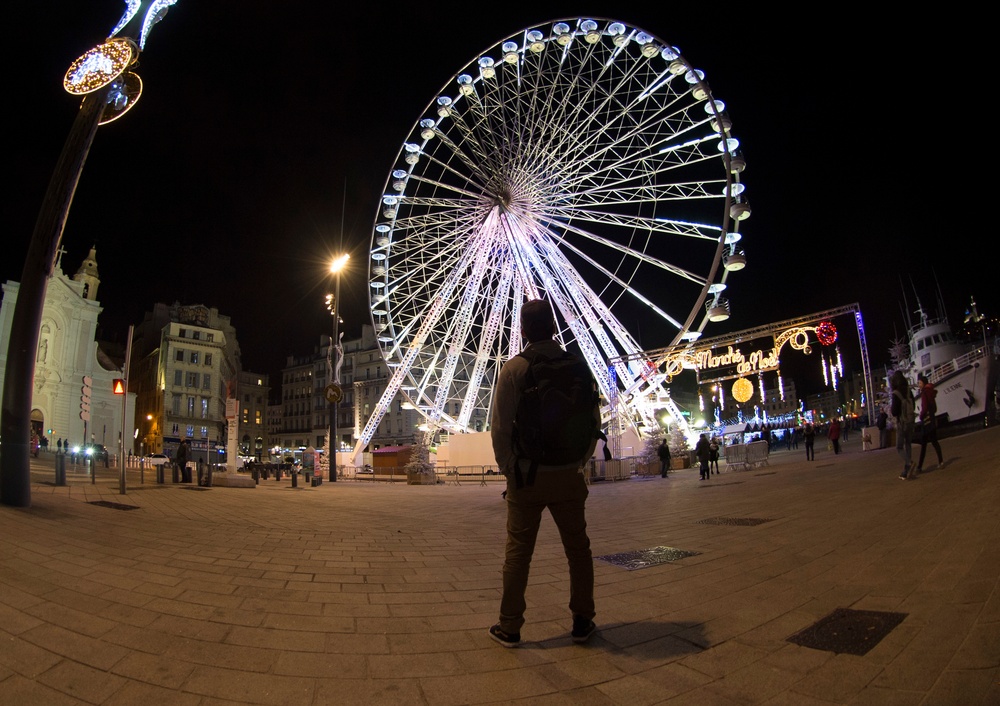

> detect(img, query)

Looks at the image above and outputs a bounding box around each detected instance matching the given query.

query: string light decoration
[778,372,785,401]
[821,354,829,386]
[63,38,137,95]
[816,320,838,346]
[732,377,753,403]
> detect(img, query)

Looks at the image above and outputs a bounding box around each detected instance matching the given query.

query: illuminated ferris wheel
[356,17,750,451]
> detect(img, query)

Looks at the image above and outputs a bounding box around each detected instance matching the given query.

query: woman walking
[804,423,816,461]
[891,370,916,479]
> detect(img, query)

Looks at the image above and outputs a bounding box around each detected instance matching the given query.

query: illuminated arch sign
[693,339,779,381]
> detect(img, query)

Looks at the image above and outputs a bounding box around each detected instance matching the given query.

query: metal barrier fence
[723,441,769,471]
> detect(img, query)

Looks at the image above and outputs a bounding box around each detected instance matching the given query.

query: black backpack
[510,348,608,488]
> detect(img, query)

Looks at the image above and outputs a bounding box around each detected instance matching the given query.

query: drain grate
[88,501,140,511]
[787,608,907,655]
[697,517,774,526]
[596,546,701,571]
[182,486,211,491]
[697,481,745,487]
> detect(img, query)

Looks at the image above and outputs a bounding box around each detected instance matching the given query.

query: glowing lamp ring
[64,38,137,95]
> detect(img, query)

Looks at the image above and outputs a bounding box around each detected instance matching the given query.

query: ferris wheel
[356,18,750,452]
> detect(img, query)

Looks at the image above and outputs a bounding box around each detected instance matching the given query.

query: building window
[205,354,213,366]
[174,370,182,386]
[201,398,209,418]
[193,331,200,340]
[255,410,262,425]
[186,424,194,438]
[172,394,181,416]
[191,352,199,364]
[201,426,208,438]
[186,372,198,388]
[176,350,184,362]
[242,408,249,424]
[203,374,211,390]
[187,396,195,416]
[179,328,187,338]
[207,333,214,342]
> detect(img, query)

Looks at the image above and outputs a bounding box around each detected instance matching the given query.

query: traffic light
[112,378,126,395]
[80,375,92,421]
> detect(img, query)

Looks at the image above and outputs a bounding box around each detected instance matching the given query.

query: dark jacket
[695,437,712,462]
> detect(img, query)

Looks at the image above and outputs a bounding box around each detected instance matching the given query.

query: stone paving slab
[1,427,998,704]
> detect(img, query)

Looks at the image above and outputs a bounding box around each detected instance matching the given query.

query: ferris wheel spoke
[543,205,723,245]
[430,215,501,421]
[533,213,717,284]
[559,132,720,196]
[530,232,646,388]
[457,256,516,431]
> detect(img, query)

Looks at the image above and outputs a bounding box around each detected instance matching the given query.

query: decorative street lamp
[1,2,180,508]
[324,254,350,482]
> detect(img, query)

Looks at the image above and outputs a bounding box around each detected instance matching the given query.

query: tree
[404,431,436,480]
[668,425,690,459]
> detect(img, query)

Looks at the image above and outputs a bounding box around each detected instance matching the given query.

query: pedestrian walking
[915,373,944,473]
[176,438,191,483]
[695,434,712,480]
[657,438,671,478]
[804,423,815,461]
[709,437,720,474]
[488,300,600,648]
[891,370,916,479]
[829,418,842,454]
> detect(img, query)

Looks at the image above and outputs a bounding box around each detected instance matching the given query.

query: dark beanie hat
[520,299,555,342]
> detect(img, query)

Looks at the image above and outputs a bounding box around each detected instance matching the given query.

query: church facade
[0,247,130,455]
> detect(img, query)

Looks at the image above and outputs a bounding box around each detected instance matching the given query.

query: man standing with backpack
[488,299,601,648]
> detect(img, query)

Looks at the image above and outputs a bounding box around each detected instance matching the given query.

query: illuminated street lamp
[324,254,350,481]
[1,2,180,508]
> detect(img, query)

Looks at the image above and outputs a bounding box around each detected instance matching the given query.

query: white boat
[903,305,998,425]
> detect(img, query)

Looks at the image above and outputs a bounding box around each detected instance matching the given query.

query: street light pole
[1,3,180,507]
[327,254,349,482]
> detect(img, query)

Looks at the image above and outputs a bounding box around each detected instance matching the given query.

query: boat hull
[915,345,998,424]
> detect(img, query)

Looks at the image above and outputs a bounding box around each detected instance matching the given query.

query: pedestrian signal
[112,378,126,395]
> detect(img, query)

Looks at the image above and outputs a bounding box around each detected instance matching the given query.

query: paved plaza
[1,427,998,705]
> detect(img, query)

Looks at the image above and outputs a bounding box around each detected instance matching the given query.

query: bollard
[291,469,298,488]
[205,463,213,487]
[156,464,164,484]
[55,452,66,486]
[197,459,204,487]
[172,463,179,483]
[252,465,259,485]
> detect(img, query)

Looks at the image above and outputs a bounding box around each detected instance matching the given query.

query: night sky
[5,2,985,399]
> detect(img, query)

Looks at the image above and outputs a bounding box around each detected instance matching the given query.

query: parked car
[149,453,169,466]
[86,444,109,463]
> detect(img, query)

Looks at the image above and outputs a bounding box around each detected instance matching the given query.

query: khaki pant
[499,468,594,634]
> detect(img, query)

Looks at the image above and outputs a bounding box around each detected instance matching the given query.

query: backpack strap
[511,347,551,488]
